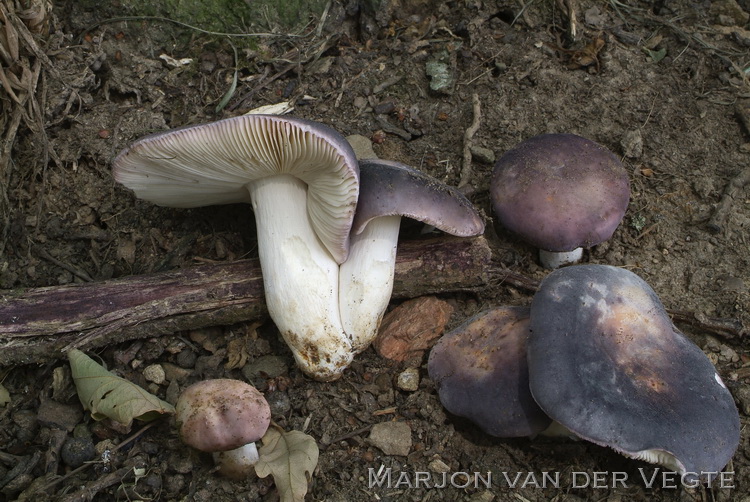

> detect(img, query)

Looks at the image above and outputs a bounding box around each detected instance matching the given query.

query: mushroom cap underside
[113,114,359,263]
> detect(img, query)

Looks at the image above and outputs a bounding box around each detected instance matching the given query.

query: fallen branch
[489,262,747,339]
[0,236,492,366]
[1,235,744,366]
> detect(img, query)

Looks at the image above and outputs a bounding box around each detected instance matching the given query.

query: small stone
[61,436,96,468]
[37,398,82,432]
[425,50,455,95]
[374,296,454,364]
[367,422,412,456]
[242,355,289,385]
[621,129,643,159]
[346,134,378,160]
[710,0,749,26]
[428,457,451,473]
[469,146,496,164]
[143,364,166,385]
[396,368,420,392]
[161,362,192,383]
[720,344,740,363]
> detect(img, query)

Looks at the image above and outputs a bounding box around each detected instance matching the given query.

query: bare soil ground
[1,0,749,501]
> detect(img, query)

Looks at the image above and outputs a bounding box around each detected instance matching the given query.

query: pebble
[428,457,451,473]
[37,398,82,432]
[242,355,289,386]
[373,296,454,363]
[346,134,378,160]
[367,422,412,456]
[621,129,643,159]
[396,368,420,392]
[469,146,496,164]
[143,364,166,385]
[61,436,96,468]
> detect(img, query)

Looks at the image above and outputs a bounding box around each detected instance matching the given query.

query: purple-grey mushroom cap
[491,133,630,252]
[353,159,485,237]
[428,306,552,437]
[527,264,740,481]
[113,114,359,264]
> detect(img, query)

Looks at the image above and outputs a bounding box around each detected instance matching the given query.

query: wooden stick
[0,236,492,365]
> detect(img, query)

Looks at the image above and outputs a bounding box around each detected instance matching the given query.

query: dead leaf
[225,337,249,370]
[68,349,175,427]
[256,426,319,502]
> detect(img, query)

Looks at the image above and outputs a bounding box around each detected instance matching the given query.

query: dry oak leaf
[256,425,319,502]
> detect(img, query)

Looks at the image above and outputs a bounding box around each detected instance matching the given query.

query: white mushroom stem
[246,174,353,380]
[213,442,259,479]
[539,247,583,269]
[339,215,401,352]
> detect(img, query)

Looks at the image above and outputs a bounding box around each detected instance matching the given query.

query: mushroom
[527,264,740,481]
[175,379,271,479]
[113,115,359,381]
[428,306,551,437]
[339,159,485,352]
[491,133,630,269]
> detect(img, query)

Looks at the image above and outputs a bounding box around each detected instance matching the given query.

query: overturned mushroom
[114,115,358,381]
[527,264,740,481]
[176,379,271,479]
[491,134,630,269]
[339,159,485,352]
[428,306,551,437]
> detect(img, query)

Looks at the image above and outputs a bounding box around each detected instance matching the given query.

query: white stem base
[339,216,401,352]
[247,175,352,381]
[213,442,259,480]
[539,247,583,269]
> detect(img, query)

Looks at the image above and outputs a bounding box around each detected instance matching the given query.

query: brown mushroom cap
[527,265,740,481]
[428,306,551,437]
[353,159,485,237]
[491,133,629,252]
[175,379,271,453]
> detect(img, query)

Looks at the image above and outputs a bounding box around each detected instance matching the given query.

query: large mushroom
[339,159,485,352]
[527,264,740,481]
[428,306,551,437]
[175,379,271,479]
[491,133,630,269]
[113,115,358,381]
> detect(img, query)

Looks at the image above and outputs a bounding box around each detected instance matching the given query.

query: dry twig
[458,93,481,188]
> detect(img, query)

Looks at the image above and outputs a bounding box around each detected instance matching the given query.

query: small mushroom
[339,159,484,352]
[527,264,740,481]
[113,115,359,381]
[491,134,630,269]
[428,306,551,437]
[175,379,271,479]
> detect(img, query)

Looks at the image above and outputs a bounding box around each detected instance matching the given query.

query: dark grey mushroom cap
[491,134,630,252]
[428,306,551,437]
[527,264,740,481]
[352,159,485,236]
[113,114,359,264]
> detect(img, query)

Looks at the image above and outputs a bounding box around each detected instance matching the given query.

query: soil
[1,0,749,501]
